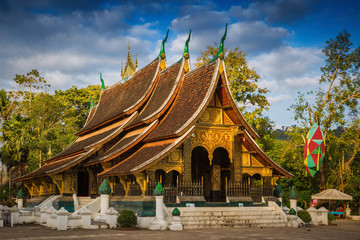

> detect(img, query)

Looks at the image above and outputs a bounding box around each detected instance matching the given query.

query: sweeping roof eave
[220,60,260,140]
[145,59,220,142]
[14,153,83,182]
[45,112,138,163]
[99,125,195,177]
[83,120,159,167]
[242,129,293,178]
[76,57,161,136]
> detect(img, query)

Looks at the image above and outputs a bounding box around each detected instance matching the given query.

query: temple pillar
[182,139,192,182]
[134,172,147,196]
[232,135,242,182]
[210,164,221,202]
[63,170,76,196]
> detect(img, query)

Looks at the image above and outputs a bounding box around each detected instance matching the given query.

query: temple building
[16,29,292,208]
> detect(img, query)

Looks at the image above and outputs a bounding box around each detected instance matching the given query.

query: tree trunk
[319,153,327,189]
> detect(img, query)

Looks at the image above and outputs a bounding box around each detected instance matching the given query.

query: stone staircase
[177,206,287,229]
[77,197,93,209]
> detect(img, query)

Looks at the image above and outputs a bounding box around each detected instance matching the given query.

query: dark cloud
[230,0,323,24]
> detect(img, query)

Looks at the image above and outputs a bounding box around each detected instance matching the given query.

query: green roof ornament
[183,30,191,59]
[209,23,227,63]
[273,181,283,198]
[89,95,94,109]
[289,208,297,215]
[17,189,24,199]
[288,185,299,199]
[159,29,169,59]
[172,207,180,216]
[153,182,165,196]
[100,73,106,90]
[98,178,111,195]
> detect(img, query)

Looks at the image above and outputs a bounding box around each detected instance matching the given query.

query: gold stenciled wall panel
[148,148,183,174]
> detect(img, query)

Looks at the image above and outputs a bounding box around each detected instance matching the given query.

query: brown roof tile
[84,120,158,167]
[130,60,183,127]
[15,155,81,181]
[145,60,219,141]
[99,126,194,176]
[77,58,160,135]
[47,112,137,162]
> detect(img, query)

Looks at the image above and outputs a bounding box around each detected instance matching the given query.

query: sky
[0,0,359,128]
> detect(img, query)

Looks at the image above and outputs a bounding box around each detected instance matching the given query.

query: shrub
[297,210,312,223]
[328,213,336,224]
[117,209,137,228]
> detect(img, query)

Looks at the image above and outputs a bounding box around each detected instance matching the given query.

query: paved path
[1,220,360,240]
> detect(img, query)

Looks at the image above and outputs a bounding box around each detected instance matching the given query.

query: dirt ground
[0,219,359,240]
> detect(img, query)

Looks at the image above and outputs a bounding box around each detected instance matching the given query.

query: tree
[196,45,269,129]
[290,30,360,186]
[0,89,15,186]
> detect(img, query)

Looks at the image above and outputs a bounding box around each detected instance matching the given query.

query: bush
[297,210,312,223]
[117,209,137,228]
[328,213,336,224]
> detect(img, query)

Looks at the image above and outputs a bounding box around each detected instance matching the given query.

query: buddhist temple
[16,28,292,210]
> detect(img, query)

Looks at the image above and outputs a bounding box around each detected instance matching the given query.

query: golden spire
[121,43,137,80]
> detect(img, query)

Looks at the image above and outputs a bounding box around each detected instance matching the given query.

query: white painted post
[317,207,328,225]
[306,207,318,225]
[149,196,167,230]
[105,207,119,229]
[56,207,69,230]
[278,197,282,207]
[79,208,92,229]
[12,207,19,224]
[40,207,49,225]
[10,208,13,227]
[290,199,297,212]
[100,194,109,214]
[17,199,23,211]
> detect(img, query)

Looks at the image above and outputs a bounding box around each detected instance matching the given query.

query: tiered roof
[16,29,292,182]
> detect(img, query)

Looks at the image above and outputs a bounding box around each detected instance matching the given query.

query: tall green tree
[0,89,16,186]
[290,30,360,186]
[196,45,270,129]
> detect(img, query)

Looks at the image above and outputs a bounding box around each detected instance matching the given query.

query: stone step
[179,210,278,217]
[78,197,92,206]
[180,214,283,221]
[183,222,287,229]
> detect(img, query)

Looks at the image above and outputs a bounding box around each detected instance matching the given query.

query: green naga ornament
[172,207,180,216]
[89,95,94,109]
[159,29,169,59]
[210,23,227,63]
[98,178,111,195]
[273,181,283,198]
[288,185,298,200]
[289,208,297,215]
[17,189,24,199]
[100,73,106,90]
[183,30,191,59]
[153,182,165,196]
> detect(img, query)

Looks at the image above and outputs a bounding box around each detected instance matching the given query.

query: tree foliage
[290,30,360,187]
[0,70,101,175]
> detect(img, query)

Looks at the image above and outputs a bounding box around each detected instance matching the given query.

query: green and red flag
[304,123,325,177]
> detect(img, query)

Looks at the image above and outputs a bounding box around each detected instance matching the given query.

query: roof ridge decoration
[98,178,111,195]
[159,29,169,70]
[100,73,106,90]
[183,30,191,59]
[89,95,94,109]
[179,30,191,72]
[209,23,227,63]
